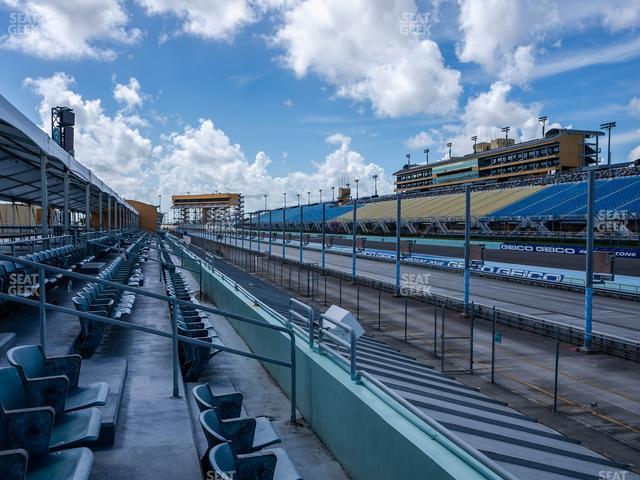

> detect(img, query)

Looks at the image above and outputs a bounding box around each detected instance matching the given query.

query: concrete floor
[175,257,351,480]
[207,243,640,473]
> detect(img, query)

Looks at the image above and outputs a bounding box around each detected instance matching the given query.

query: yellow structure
[395,129,603,194]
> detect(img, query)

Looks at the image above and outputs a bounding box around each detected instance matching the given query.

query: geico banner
[500,243,640,258]
[360,250,564,283]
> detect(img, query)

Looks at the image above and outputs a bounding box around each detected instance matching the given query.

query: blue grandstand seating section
[257,203,354,224]
[484,177,640,217]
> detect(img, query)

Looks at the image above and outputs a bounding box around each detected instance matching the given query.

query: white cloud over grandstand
[25,73,392,212]
[113,77,144,110]
[24,72,156,199]
[270,0,462,117]
[456,0,640,84]
[155,121,391,211]
[0,0,141,60]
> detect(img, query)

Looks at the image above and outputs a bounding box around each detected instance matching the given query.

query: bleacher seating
[209,442,302,480]
[258,203,353,225]
[71,234,149,358]
[193,383,244,418]
[7,345,110,413]
[159,240,223,381]
[200,408,281,454]
[0,345,111,480]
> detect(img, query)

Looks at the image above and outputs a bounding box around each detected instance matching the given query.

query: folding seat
[0,447,93,480]
[0,367,102,451]
[200,409,280,454]
[208,442,302,480]
[7,345,110,413]
[192,384,243,418]
[71,297,107,358]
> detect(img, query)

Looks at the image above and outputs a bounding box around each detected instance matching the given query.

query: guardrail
[0,250,298,422]
[198,232,640,363]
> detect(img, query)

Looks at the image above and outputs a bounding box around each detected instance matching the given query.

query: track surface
[219,235,640,341]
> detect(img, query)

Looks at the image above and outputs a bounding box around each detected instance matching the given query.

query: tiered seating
[0,243,107,300]
[258,203,353,225]
[490,177,640,217]
[159,241,223,381]
[193,384,301,480]
[0,344,116,480]
[71,234,149,358]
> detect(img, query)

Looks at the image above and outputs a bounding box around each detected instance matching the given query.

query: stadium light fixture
[423,148,429,164]
[319,188,323,203]
[264,194,267,210]
[373,174,378,196]
[331,186,335,202]
[446,142,452,159]
[538,116,548,137]
[405,153,411,167]
[600,121,616,165]
[470,136,477,153]
[296,193,300,207]
[307,191,311,205]
[501,126,510,141]
[354,178,360,199]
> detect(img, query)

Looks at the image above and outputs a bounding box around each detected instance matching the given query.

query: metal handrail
[319,313,358,382]
[289,298,315,348]
[0,252,297,422]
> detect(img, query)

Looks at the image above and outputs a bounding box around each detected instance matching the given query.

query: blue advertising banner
[499,243,640,258]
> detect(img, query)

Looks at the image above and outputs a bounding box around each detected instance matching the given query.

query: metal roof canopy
[0,94,138,217]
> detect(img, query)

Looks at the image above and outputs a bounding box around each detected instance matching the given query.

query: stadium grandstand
[2,92,640,480]
[247,165,640,238]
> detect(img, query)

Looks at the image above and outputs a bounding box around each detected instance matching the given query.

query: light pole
[282,193,287,258]
[307,191,311,205]
[405,153,411,167]
[538,116,548,137]
[319,189,323,203]
[373,174,378,197]
[296,193,300,207]
[264,194,268,210]
[471,135,477,153]
[331,186,335,202]
[355,178,359,199]
[501,126,510,143]
[446,142,452,159]
[600,121,616,165]
[423,148,429,164]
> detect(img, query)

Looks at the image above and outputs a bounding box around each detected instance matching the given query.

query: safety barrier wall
[169,239,503,480]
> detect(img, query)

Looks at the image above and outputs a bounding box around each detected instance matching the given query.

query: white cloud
[156,121,391,210]
[271,0,462,117]
[1,0,141,60]
[114,77,143,110]
[456,0,640,84]
[405,131,436,150]
[629,97,640,116]
[283,98,293,107]
[24,72,155,199]
[136,0,258,41]
[628,144,640,162]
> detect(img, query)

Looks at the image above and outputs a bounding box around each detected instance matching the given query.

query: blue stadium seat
[200,408,281,454]
[192,384,243,418]
[0,448,93,480]
[7,345,110,414]
[208,442,302,480]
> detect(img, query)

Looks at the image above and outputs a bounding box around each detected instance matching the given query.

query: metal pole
[39,265,46,352]
[377,288,381,331]
[282,195,286,259]
[352,196,357,279]
[469,302,474,373]
[171,304,180,398]
[440,305,445,371]
[40,152,48,237]
[299,203,303,264]
[553,325,560,412]
[85,184,91,231]
[404,295,408,342]
[268,210,273,255]
[433,304,438,357]
[98,193,102,231]
[395,191,401,295]
[248,212,253,271]
[321,202,326,272]
[491,306,496,383]
[464,185,471,315]
[107,196,111,231]
[584,169,595,350]
[63,168,69,235]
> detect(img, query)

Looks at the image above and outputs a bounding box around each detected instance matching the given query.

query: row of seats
[491,176,640,217]
[193,384,302,480]
[0,344,112,480]
[257,203,354,225]
[71,234,150,358]
[0,243,107,300]
[158,240,223,381]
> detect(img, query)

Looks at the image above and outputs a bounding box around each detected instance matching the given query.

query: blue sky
[0,0,639,210]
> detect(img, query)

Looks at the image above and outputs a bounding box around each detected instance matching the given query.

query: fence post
[377,288,381,331]
[404,295,408,342]
[470,301,475,373]
[324,274,327,305]
[440,305,445,371]
[38,265,47,352]
[339,276,342,307]
[553,325,560,412]
[356,281,360,319]
[171,303,180,399]
[491,306,496,384]
[433,303,438,357]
